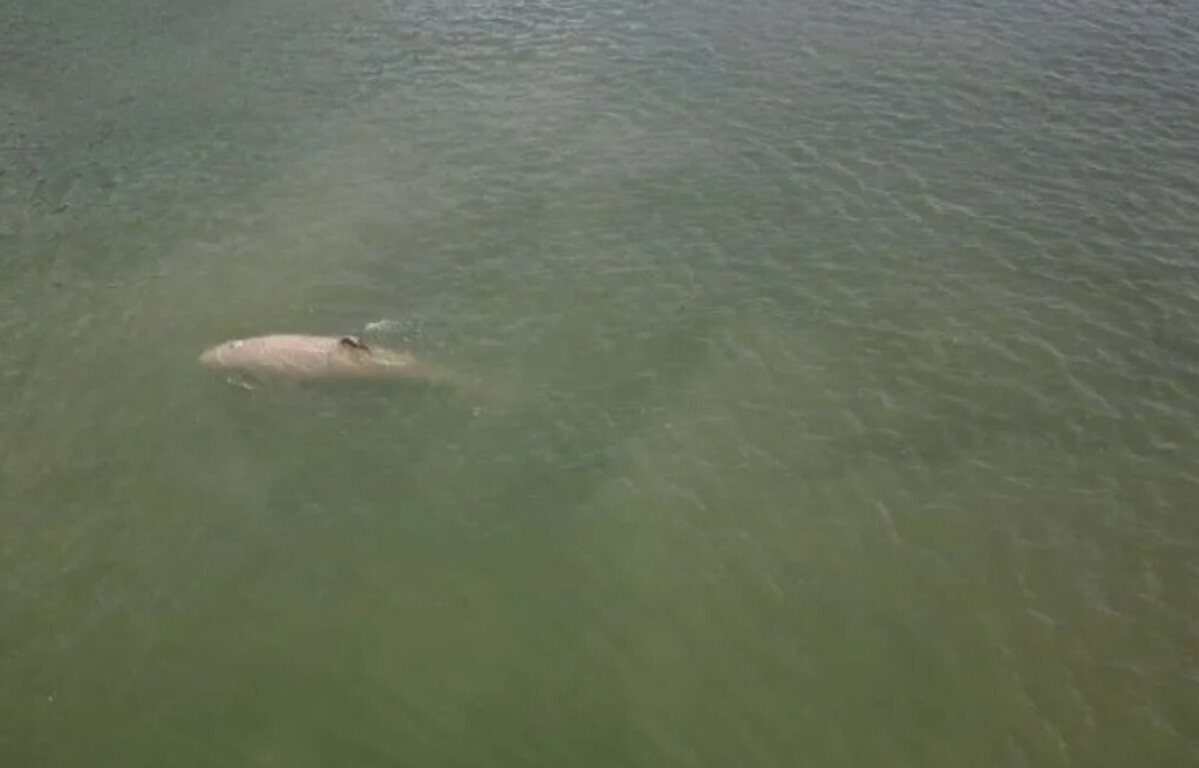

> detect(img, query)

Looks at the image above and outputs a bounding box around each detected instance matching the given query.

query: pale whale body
[199,334,455,384]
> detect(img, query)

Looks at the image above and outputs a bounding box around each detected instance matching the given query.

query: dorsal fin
[337,335,369,350]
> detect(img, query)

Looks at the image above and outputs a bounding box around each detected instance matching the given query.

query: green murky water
[3,0,1199,765]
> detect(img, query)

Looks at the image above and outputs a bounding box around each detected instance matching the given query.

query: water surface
[3,0,1199,765]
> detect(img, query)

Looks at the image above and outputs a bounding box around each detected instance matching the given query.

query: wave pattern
[3,0,1199,765]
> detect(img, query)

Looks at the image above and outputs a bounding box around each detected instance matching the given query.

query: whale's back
[199,334,428,382]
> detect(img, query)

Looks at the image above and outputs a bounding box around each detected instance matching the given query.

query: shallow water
[3,0,1199,765]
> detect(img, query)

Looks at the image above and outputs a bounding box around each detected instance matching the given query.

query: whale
[198,333,460,385]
